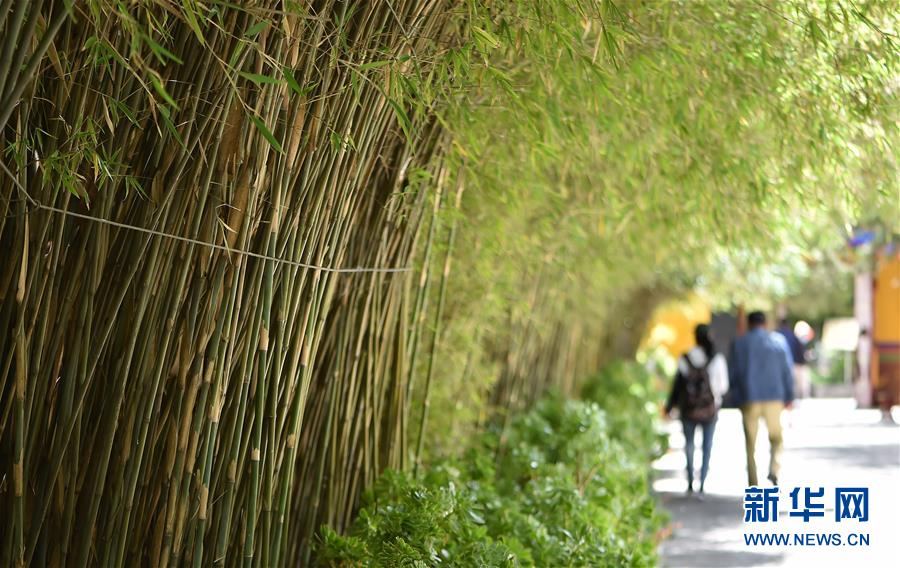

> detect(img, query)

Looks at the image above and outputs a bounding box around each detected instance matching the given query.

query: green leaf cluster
[580,359,669,461]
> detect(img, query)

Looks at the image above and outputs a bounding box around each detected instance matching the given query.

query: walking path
[655,399,900,567]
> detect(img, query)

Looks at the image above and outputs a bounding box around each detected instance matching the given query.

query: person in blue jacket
[729,311,794,487]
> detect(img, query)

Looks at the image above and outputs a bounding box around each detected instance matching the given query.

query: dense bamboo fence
[0,2,617,565]
[0,1,477,564]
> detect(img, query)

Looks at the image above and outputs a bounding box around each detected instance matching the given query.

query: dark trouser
[682,416,717,489]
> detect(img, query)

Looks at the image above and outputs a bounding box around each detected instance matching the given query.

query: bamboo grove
[0,0,897,566]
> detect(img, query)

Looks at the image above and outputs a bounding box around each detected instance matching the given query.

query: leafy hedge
[580,359,669,462]
[318,362,665,566]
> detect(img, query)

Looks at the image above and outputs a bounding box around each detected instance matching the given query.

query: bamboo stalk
[414,177,462,473]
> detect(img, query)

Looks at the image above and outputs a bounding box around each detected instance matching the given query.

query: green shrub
[580,359,669,461]
[473,396,662,566]
[317,470,516,567]
[318,367,664,567]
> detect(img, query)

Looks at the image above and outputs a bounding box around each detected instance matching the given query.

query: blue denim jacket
[729,328,795,406]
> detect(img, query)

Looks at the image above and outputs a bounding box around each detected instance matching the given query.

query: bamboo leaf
[388,99,413,144]
[182,0,207,46]
[228,40,247,69]
[240,71,282,85]
[282,67,303,95]
[144,34,184,65]
[251,115,283,153]
[149,73,180,110]
[157,105,185,149]
[472,26,501,50]
[359,59,391,70]
[245,20,269,38]
[110,98,139,127]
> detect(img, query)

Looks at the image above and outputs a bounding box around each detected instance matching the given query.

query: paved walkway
[655,399,900,567]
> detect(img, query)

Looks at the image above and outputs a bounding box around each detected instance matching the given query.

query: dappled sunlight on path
[655,400,900,567]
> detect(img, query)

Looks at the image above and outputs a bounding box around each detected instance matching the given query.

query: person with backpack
[665,324,729,495]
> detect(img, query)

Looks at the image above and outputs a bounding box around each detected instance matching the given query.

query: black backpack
[681,356,717,422]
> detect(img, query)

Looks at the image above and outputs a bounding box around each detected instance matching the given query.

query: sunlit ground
[655,399,900,567]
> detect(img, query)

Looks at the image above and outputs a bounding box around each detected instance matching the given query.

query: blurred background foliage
[418,0,898,454]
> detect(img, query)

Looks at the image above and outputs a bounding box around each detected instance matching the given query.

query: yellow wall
[874,255,900,344]
[644,294,711,357]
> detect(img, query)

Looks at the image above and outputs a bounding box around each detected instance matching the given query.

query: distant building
[872,255,900,411]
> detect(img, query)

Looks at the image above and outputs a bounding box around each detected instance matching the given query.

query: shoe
[767,473,778,486]
[687,481,694,495]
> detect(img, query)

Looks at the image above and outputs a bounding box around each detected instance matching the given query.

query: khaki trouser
[741,401,784,486]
